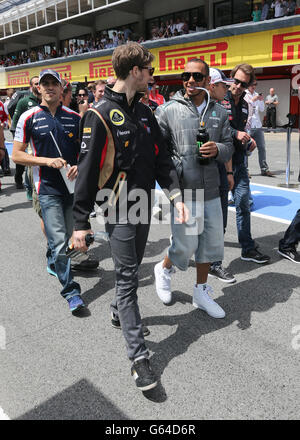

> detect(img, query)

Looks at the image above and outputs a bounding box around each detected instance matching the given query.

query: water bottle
[66,231,109,258]
[197,122,210,165]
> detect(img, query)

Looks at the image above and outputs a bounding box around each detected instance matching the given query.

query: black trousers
[14,164,25,184]
[279,209,300,251]
[0,148,10,171]
[266,107,276,129]
[106,221,151,361]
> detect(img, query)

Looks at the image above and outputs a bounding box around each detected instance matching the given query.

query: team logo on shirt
[110,109,125,126]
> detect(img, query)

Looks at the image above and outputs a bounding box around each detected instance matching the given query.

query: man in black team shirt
[72,43,188,391]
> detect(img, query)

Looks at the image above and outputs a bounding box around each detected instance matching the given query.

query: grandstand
[0,0,300,126]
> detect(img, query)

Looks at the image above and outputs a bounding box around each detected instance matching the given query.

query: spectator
[286,0,296,15]
[92,80,106,104]
[261,0,270,20]
[87,82,95,103]
[245,81,274,176]
[112,31,118,47]
[271,0,286,17]
[182,19,189,34]
[169,18,176,34]
[175,17,184,33]
[76,87,89,117]
[252,4,262,21]
[265,87,279,129]
[149,80,165,106]
[123,26,132,41]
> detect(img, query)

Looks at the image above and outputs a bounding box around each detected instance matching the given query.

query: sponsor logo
[110,109,125,126]
[272,31,300,62]
[159,42,228,72]
[124,140,129,148]
[81,141,87,150]
[89,60,115,79]
[68,132,73,138]
[55,65,72,80]
[83,127,92,133]
[33,117,46,122]
[117,130,130,136]
[8,71,30,86]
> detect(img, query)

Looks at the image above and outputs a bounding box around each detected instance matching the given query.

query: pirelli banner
[1,26,300,89]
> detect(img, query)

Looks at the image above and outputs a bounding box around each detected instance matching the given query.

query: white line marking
[228,207,291,225]
[250,182,300,194]
[0,407,10,420]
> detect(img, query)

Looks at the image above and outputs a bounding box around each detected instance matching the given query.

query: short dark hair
[30,76,39,86]
[231,63,255,85]
[77,87,88,96]
[185,58,209,76]
[112,42,154,80]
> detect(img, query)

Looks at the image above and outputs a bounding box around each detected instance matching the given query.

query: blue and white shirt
[15,104,80,196]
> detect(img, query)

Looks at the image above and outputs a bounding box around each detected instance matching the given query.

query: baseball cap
[39,69,62,84]
[209,68,233,85]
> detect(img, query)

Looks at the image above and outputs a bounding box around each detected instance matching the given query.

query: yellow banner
[1,25,300,89]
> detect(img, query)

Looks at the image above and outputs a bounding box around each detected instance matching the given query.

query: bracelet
[226,171,233,175]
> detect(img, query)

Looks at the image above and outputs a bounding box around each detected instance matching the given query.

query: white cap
[209,68,233,85]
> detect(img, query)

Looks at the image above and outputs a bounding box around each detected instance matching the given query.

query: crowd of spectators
[1,2,299,69]
[252,0,298,21]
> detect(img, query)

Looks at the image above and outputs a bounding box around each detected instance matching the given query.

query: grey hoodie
[155,90,234,201]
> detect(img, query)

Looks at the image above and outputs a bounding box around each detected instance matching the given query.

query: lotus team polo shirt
[14,104,80,196]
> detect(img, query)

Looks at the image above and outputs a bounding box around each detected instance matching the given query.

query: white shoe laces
[160,266,175,289]
[200,285,215,303]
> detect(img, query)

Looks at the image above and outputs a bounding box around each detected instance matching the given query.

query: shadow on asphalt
[15,379,128,420]
[80,238,171,307]
[226,231,286,276]
[143,272,298,381]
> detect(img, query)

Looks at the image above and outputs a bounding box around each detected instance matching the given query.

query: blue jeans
[39,193,81,300]
[232,162,255,253]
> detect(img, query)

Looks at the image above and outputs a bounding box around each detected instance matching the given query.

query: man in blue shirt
[12,69,84,313]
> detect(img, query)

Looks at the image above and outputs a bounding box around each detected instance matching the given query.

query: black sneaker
[131,358,158,391]
[111,313,150,336]
[241,248,270,264]
[209,265,236,283]
[278,248,300,264]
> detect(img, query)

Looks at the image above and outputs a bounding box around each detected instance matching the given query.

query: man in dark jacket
[154,58,233,319]
[72,43,188,391]
[221,63,270,263]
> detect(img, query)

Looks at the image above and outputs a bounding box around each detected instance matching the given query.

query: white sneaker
[193,284,225,318]
[154,261,175,304]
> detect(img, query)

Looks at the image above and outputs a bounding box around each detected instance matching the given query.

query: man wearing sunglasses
[221,63,270,264]
[72,43,187,392]
[154,58,233,319]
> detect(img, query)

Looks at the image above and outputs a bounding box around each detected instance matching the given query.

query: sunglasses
[181,72,206,82]
[139,66,155,76]
[233,78,249,89]
[78,93,87,97]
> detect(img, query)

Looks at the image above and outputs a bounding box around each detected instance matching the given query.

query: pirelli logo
[272,31,300,62]
[159,42,228,72]
[89,60,114,79]
[54,64,72,80]
[8,71,29,86]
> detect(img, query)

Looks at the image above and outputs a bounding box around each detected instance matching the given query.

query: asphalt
[0,130,299,420]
